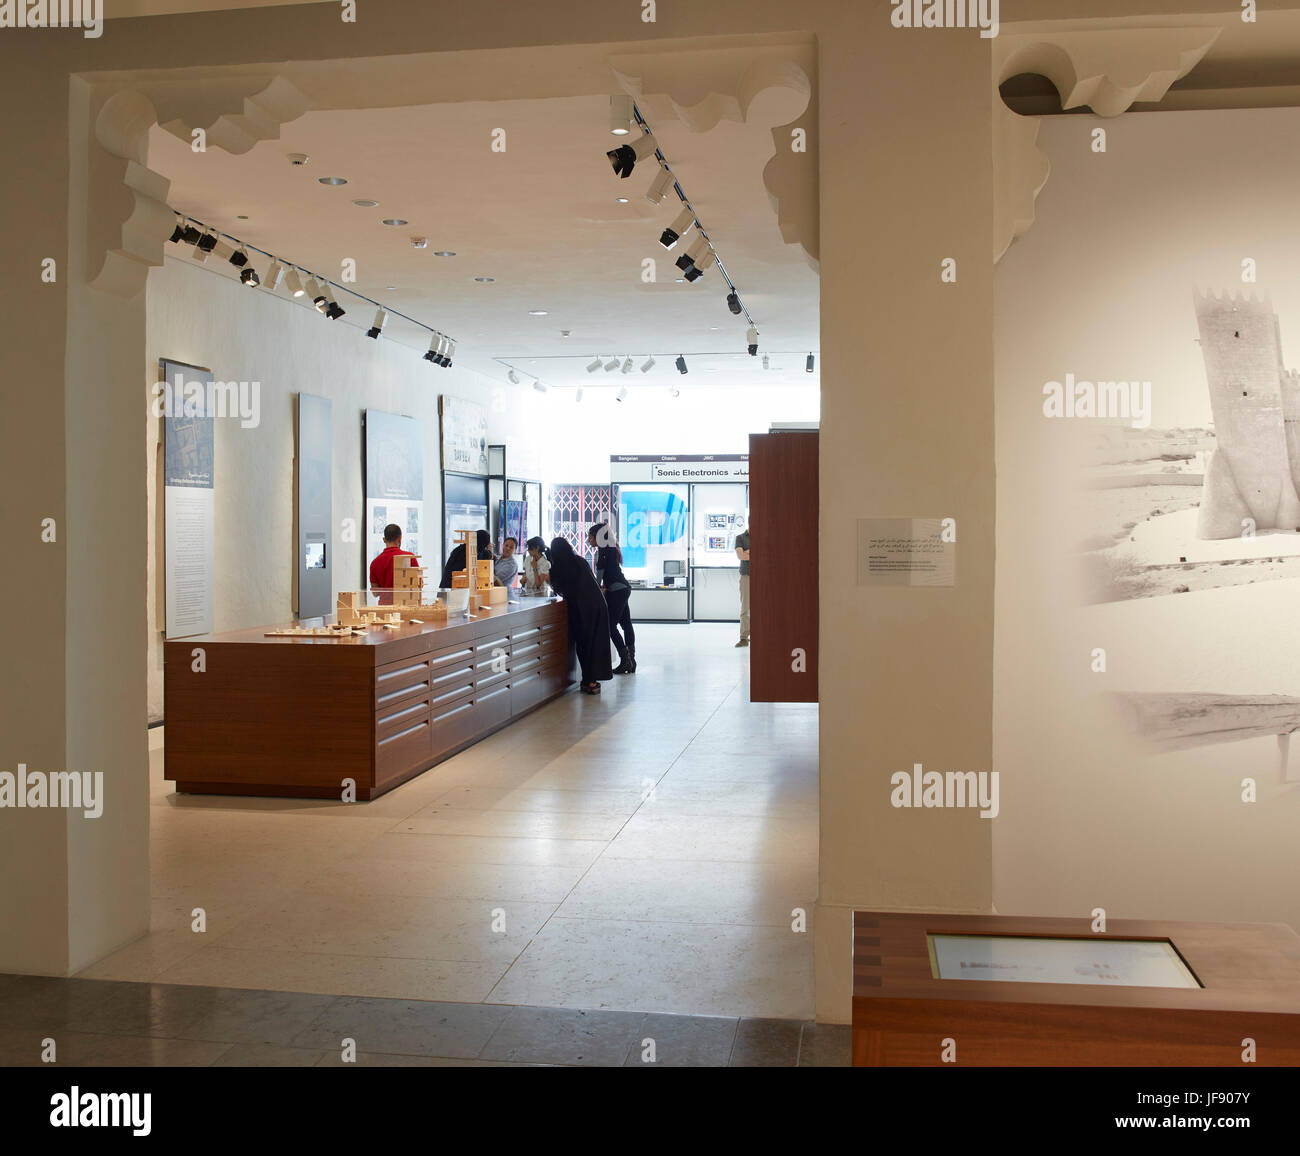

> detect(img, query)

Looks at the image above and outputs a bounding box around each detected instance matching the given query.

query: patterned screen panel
[547,483,616,571]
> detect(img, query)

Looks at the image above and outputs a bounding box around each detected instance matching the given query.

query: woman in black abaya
[439,529,494,589]
[547,537,613,695]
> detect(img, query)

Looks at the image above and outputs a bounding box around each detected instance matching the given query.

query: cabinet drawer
[429,644,476,673]
[474,633,512,657]
[377,694,432,742]
[475,682,513,730]
[375,715,432,786]
[429,697,478,761]
[374,657,434,707]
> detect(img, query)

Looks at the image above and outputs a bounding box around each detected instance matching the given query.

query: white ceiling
[149,92,821,390]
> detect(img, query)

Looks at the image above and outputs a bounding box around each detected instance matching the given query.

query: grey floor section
[0,974,849,1068]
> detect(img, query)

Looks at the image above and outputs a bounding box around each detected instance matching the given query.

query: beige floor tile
[151,946,506,1002]
[74,929,206,982]
[427,784,648,816]
[355,832,608,868]
[487,917,814,1019]
[393,807,629,841]
[604,812,819,866]
[304,856,588,903]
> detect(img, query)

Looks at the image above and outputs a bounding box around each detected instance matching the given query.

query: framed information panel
[853,911,1300,1066]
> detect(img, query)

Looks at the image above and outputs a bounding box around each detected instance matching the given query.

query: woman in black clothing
[547,536,613,694]
[439,529,494,589]
[588,523,636,674]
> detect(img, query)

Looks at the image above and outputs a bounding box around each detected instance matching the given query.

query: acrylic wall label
[857,517,955,586]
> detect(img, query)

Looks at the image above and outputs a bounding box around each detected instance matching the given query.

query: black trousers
[605,586,635,656]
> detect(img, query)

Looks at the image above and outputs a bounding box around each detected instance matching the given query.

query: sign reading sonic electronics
[610,454,749,483]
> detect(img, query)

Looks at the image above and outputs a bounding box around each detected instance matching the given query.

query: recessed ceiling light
[318,177,348,186]
[352,198,379,207]
[433,251,456,257]
[615,197,629,204]
[381,219,408,227]
[236,215,249,220]
[675,278,686,283]
[385,285,397,290]
[528,310,548,316]
[474,277,495,283]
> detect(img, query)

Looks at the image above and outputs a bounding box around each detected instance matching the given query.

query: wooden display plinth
[164,598,573,800]
[852,911,1300,1066]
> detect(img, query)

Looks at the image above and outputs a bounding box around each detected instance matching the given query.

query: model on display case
[450,528,508,612]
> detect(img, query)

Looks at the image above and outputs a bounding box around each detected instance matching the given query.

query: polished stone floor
[79,624,819,1022]
[0,975,847,1067]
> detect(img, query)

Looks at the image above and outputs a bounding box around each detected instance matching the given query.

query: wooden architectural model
[453,529,508,611]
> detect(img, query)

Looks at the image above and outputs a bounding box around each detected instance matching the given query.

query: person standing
[547,536,612,695]
[495,536,520,599]
[369,523,418,605]
[588,522,635,674]
[522,536,551,595]
[439,529,493,589]
[734,524,751,647]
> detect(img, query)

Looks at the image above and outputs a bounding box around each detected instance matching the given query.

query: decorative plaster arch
[609,46,819,270]
[993,25,1222,263]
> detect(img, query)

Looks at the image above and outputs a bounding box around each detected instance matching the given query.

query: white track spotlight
[621,357,633,374]
[586,357,603,373]
[264,259,286,291]
[806,353,815,373]
[423,334,443,364]
[669,387,680,398]
[284,268,305,297]
[211,240,234,263]
[609,93,634,136]
[746,327,759,356]
[616,386,629,402]
[239,264,261,288]
[676,234,710,278]
[645,165,673,206]
[533,380,548,393]
[659,208,695,250]
[604,357,620,372]
[507,369,520,384]
[726,291,742,315]
[762,354,770,370]
[675,355,688,374]
[366,308,387,339]
[575,388,584,403]
[443,340,456,368]
[607,130,657,179]
[640,356,655,373]
[307,279,327,312]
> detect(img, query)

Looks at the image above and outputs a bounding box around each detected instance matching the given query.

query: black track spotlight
[675,355,688,375]
[179,221,202,246]
[229,246,250,269]
[806,353,815,373]
[676,235,708,277]
[746,327,759,356]
[659,208,695,250]
[726,291,742,315]
[239,266,260,287]
[195,230,218,254]
[606,131,657,179]
[326,301,345,320]
[366,308,386,338]
[169,217,187,244]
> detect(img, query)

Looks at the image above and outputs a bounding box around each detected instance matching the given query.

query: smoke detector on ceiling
[287,153,309,166]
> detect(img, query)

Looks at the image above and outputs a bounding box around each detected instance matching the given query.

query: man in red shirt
[369,523,417,603]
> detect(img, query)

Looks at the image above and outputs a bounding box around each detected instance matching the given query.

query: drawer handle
[379,719,429,745]
[379,699,430,726]
[377,661,431,683]
[432,701,474,724]
[478,685,511,704]
[431,684,472,706]
[377,679,432,705]
[433,665,474,685]
[430,647,475,667]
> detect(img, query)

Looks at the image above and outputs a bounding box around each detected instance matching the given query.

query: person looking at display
[369,523,418,605]
[495,536,520,600]
[588,522,635,675]
[439,529,494,589]
[547,536,612,695]
[522,537,551,595]
[734,524,751,648]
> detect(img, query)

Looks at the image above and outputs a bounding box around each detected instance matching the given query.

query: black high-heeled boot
[613,641,633,675]
[626,644,636,673]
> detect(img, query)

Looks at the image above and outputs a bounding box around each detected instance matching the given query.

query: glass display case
[619,482,690,621]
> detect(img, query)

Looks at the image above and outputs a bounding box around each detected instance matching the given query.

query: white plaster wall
[145,255,543,721]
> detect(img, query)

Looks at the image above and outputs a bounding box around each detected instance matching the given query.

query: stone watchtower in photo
[1193,290,1300,539]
